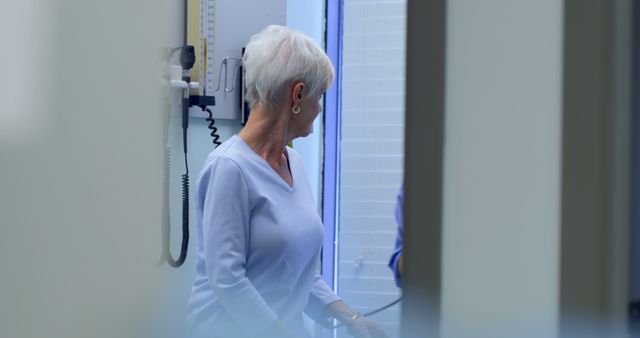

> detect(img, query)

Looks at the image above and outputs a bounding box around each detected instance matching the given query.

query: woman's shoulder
[202,136,256,174]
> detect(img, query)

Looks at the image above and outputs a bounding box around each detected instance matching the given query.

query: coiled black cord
[205,107,222,147]
[162,150,190,268]
[177,157,190,266]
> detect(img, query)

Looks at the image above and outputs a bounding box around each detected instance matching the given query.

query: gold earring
[292,106,301,114]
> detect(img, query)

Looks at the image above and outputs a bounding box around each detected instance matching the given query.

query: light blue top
[186,135,340,338]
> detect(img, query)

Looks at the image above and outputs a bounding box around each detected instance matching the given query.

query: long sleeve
[388,186,404,287]
[304,272,341,320]
[200,157,278,336]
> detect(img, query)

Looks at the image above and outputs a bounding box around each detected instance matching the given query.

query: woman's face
[295,92,324,137]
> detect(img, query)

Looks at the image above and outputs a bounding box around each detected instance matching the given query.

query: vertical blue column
[322,0,343,291]
[631,0,640,304]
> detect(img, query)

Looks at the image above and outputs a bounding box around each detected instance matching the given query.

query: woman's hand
[347,316,388,338]
[320,300,388,338]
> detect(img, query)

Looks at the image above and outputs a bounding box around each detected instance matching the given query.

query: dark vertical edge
[561,0,632,335]
[402,0,446,337]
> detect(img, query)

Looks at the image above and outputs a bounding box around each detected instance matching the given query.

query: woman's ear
[292,82,305,106]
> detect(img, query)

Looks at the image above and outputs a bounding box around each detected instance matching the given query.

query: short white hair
[243,25,334,109]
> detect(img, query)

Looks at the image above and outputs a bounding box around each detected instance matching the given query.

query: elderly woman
[185,25,388,338]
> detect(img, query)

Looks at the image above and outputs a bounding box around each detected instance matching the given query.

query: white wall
[441,1,563,337]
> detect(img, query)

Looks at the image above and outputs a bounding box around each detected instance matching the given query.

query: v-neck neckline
[234,135,295,191]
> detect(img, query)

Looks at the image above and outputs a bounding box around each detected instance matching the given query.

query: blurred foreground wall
[0,1,169,337]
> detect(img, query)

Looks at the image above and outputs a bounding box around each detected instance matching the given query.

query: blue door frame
[321,0,343,291]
